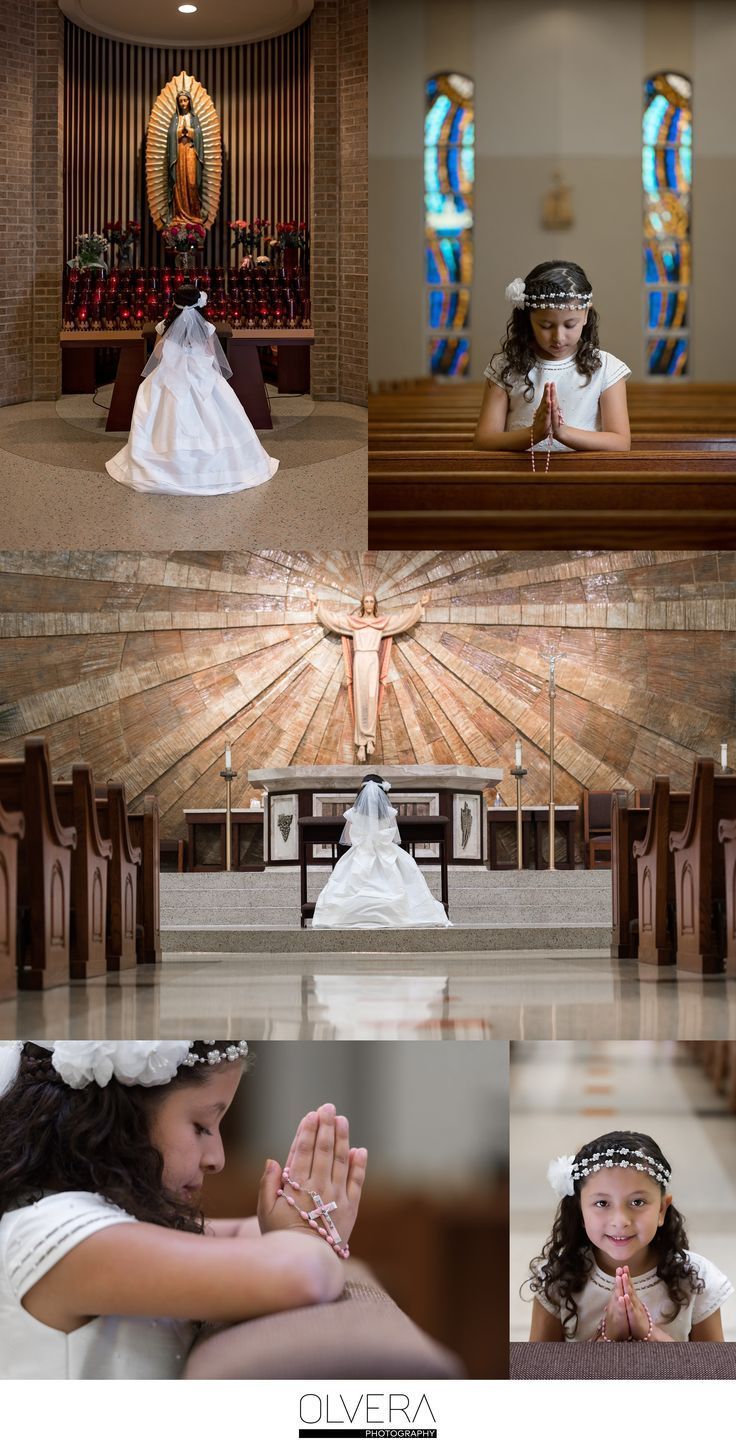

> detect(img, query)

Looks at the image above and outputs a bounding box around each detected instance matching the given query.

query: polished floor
[3,951,736,1041]
[510,1041,736,1340]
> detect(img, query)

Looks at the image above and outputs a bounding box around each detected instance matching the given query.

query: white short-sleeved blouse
[0,1191,195,1378]
[483,349,631,451]
[535,1251,733,1341]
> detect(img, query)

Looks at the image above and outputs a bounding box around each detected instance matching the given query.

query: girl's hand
[257,1104,367,1250]
[548,382,566,440]
[618,1266,653,1340]
[599,1279,631,1340]
[531,385,553,445]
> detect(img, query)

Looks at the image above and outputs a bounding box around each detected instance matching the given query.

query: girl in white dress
[0,1040,366,1378]
[105,284,279,494]
[474,260,631,459]
[527,1130,732,1342]
[312,776,450,929]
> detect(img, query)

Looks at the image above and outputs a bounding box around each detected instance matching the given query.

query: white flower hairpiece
[505,277,527,307]
[381,779,392,791]
[547,1154,576,1198]
[198,290,208,307]
[0,1040,248,1093]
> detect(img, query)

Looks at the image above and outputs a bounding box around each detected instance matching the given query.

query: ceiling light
[178,5,197,12]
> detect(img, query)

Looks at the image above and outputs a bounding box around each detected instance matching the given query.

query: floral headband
[548,1145,671,1199]
[0,1040,248,1095]
[174,291,208,309]
[505,277,592,310]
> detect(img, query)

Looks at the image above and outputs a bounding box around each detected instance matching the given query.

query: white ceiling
[58,0,314,47]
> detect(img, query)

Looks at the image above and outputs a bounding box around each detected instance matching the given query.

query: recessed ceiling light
[178,4,197,12]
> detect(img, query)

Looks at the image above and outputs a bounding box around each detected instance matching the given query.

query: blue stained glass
[643,94,668,144]
[426,244,441,283]
[681,121,692,147]
[645,246,657,283]
[448,108,465,145]
[425,95,451,147]
[642,145,657,192]
[665,147,678,188]
[439,238,461,280]
[649,290,662,326]
[666,108,681,144]
[462,144,474,183]
[681,146,692,184]
[429,289,444,327]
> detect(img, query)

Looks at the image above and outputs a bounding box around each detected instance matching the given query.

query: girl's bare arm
[690,1309,725,1342]
[22,1220,345,1332]
[554,378,631,452]
[474,382,525,450]
[205,1216,262,1239]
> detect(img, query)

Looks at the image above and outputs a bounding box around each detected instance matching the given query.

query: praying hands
[257,1103,368,1252]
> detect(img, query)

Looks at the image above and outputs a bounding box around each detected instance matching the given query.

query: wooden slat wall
[63,19,310,269]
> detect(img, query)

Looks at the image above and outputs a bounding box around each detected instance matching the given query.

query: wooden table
[60,330,147,432]
[60,325,315,434]
[185,809,265,871]
[298,814,450,926]
[228,327,315,429]
[487,806,578,869]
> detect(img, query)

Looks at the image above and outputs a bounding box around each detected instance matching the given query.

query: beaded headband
[505,276,592,310]
[174,291,208,310]
[548,1145,671,1198]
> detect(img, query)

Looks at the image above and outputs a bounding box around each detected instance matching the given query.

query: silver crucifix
[306,1190,342,1245]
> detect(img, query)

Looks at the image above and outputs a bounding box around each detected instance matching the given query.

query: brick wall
[311,0,367,406]
[0,0,62,406]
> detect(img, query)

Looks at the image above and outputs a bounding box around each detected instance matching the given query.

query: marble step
[160,870,611,928]
[161,923,612,955]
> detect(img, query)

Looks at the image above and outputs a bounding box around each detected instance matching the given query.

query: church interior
[1,547,734,1041]
[368,0,736,546]
[0,0,367,550]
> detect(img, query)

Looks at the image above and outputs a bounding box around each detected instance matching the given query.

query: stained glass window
[425,73,474,378]
[643,72,691,376]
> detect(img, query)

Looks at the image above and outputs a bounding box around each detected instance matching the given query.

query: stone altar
[247,765,503,866]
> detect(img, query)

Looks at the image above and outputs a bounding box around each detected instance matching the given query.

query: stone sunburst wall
[0,550,734,837]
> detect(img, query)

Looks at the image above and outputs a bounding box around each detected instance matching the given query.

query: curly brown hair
[490,260,601,401]
[526,1130,704,1336]
[0,1041,246,1235]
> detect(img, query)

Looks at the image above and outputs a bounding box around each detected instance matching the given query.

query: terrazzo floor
[510,1041,736,1341]
[4,951,736,1041]
[0,385,366,549]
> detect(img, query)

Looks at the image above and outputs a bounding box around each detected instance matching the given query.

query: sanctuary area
[0,0,366,550]
[0,548,734,1041]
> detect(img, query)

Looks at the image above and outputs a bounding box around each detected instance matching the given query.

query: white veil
[340,777,399,846]
[141,293,232,386]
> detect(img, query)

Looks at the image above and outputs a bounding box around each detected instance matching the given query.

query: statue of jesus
[307,589,429,762]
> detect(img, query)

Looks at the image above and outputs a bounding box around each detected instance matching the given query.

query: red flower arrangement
[163,222,206,251]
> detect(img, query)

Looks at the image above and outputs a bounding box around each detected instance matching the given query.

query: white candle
[515,740,522,768]
[721,742,728,770]
[550,657,555,686]
[225,745,232,770]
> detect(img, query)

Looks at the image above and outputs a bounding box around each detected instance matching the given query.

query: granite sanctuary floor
[4,951,736,1041]
[0,386,366,549]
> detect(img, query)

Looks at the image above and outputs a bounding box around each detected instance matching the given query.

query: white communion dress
[312,790,450,930]
[484,348,631,452]
[105,304,279,495]
[535,1250,733,1341]
[0,1190,195,1378]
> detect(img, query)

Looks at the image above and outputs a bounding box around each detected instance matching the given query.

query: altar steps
[160,868,612,954]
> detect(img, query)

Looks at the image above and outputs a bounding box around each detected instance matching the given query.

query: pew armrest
[184,1263,464,1380]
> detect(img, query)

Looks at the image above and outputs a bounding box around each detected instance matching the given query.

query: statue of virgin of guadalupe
[167,92,205,223]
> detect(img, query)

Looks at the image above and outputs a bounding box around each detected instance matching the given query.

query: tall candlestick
[225,744,232,770]
[548,656,556,872]
[722,742,728,770]
[515,739,522,768]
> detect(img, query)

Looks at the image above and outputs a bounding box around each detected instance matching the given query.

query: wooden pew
[669,759,736,973]
[632,778,690,966]
[95,783,142,970]
[368,380,736,545]
[0,738,76,988]
[610,795,649,959]
[0,800,24,999]
[717,817,736,975]
[128,794,162,964]
[54,766,113,978]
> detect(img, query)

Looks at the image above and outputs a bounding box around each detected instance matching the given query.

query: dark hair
[491,260,601,400]
[361,774,387,790]
[160,283,204,335]
[0,1041,245,1235]
[527,1130,703,1335]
